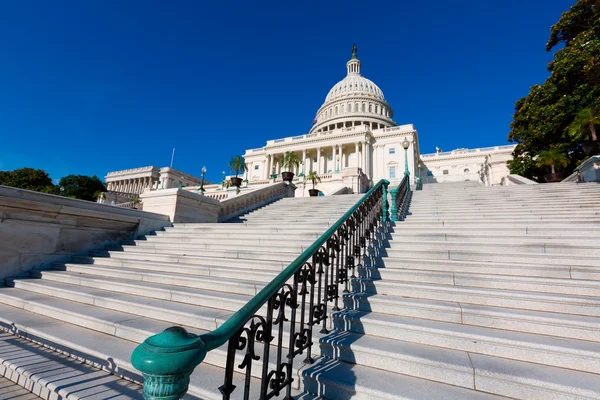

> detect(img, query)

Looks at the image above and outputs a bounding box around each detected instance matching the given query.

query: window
[443,170,449,175]
[328,155,333,161]
[369,104,372,112]
[254,165,259,170]
[464,168,470,173]
[389,166,396,179]
[389,148,396,155]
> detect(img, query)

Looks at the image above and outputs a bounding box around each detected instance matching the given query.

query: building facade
[103,46,515,199]
[243,47,513,195]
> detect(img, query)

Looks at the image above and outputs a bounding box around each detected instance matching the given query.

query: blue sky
[0,0,574,183]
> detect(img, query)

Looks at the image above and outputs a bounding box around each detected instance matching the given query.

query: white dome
[325,75,385,102]
[309,46,395,135]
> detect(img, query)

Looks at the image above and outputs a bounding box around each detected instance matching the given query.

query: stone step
[0,376,42,400]
[387,232,596,245]
[33,266,264,298]
[57,261,279,284]
[355,268,600,296]
[410,200,600,208]
[136,235,319,246]
[377,240,600,256]
[381,248,600,266]
[0,285,233,333]
[150,231,322,240]
[0,332,141,400]
[128,240,313,254]
[0,303,259,400]
[319,330,600,399]
[364,259,600,281]
[301,357,506,400]
[163,225,331,233]
[347,280,600,316]
[332,310,600,374]
[70,254,287,273]
[385,225,594,236]
[399,220,600,228]
[96,246,298,263]
[343,292,600,341]
[405,213,600,222]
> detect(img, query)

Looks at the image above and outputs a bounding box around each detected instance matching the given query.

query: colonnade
[255,141,372,180]
[106,176,158,194]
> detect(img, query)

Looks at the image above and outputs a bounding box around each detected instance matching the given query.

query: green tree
[58,175,106,201]
[568,107,599,141]
[508,0,600,181]
[0,168,55,192]
[536,146,569,174]
[228,155,247,178]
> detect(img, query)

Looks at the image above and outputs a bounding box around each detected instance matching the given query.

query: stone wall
[0,186,170,281]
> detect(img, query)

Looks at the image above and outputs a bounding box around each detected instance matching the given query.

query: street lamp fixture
[402,138,410,177]
[199,166,207,193]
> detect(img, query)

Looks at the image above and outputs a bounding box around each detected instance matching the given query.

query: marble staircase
[303,182,600,399]
[0,195,362,399]
[1,182,600,399]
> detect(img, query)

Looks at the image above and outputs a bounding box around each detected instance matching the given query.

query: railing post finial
[131,326,207,400]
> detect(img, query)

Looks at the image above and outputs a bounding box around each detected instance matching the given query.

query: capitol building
[105,46,514,199]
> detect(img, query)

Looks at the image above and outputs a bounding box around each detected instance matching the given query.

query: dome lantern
[347,44,361,75]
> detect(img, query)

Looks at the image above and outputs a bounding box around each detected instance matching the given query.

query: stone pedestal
[141,188,221,223]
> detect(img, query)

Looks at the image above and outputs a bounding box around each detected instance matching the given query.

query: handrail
[132,179,389,399]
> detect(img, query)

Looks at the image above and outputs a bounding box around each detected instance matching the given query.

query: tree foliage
[58,175,106,201]
[228,155,247,178]
[508,0,600,180]
[0,168,54,192]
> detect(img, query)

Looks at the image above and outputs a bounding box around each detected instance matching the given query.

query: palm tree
[536,147,568,174]
[228,155,246,178]
[306,171,322,190]
[281,152,301,172]
[568,107,599,142]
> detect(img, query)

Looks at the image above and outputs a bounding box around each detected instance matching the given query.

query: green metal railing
[132,179,390,399]
[389,175,410,222]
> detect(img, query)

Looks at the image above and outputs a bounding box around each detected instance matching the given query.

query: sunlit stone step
[332,310,600,374]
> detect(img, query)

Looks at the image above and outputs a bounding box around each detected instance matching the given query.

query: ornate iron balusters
[132,179,389,400]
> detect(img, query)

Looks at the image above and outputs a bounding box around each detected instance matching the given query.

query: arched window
[355,103,359,112]
[335,106,338,115]
[369,104,372,112]
[375,105,379,114]
[464,168,470,173]
[362,103,366,112]
[341,104,345,113]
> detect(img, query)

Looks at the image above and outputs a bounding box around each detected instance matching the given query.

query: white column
[362,141,368,174]
[302,149,307,175]
[366,143,371,178]
[338,144,343,171]
[354,142,360,169]
[317,147,321,174]
[331,145,336,174]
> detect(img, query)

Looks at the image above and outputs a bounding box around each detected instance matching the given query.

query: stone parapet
[140,188,222,223]
[0,185,170,280]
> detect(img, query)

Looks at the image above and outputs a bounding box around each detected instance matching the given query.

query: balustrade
[131,179,390,399]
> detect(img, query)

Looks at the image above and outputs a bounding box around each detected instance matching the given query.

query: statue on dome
[352,43,357,55]
[436,146,442,154]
